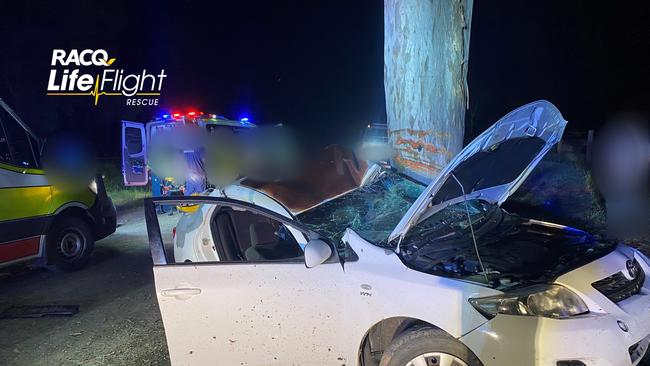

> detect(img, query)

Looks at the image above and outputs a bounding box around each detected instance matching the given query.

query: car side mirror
[304,239,332,268]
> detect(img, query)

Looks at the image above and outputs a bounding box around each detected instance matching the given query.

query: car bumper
[89,174,117,240]
[460,298,650,366]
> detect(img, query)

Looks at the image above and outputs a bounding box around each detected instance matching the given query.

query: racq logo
[47,49,167,106]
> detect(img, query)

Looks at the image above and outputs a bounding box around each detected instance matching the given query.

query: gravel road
[0,207,171,366]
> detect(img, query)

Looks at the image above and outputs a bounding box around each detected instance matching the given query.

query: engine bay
[398,200,617,290]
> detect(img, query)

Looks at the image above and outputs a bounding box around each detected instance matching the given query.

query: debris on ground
[0,305,79,319]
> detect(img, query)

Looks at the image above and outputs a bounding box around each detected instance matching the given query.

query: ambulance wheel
[46,216,95,271]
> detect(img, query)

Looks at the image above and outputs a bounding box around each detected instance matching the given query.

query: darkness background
[0,1,647,157]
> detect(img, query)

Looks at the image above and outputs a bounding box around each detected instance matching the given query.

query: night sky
[0,1,647,157]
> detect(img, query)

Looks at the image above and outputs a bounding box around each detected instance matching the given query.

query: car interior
[212,208,304,262]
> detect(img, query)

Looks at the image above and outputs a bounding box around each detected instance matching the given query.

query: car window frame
[0,100,43,168]
[124,125,144,155]
[209,206,305,263]
[144,196,339,266]
[0,113,40,169]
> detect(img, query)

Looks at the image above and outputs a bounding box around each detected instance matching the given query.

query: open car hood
[388,100,567,244]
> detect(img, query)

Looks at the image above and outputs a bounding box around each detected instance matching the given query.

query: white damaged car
[145,100,650,366]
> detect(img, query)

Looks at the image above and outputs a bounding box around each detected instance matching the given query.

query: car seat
[244,222,303,261]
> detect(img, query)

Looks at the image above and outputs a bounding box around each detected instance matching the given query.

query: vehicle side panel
[153,262,349,366]
[0,166,51,266]
[0,186,52,220]
[0,236,41,263]
[1,166,113,266]
[0,166,52,221]
[50,186,96,211]
[341,229,495,364]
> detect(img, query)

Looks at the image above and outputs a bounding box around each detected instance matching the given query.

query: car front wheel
[46,216,95,271]
[379,327,482,366]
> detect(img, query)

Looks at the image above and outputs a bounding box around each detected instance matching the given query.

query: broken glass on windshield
[297,171,425,246]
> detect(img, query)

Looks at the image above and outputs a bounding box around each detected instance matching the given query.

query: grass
[98,159,150,208]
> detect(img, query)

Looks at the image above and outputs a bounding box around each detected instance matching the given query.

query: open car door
[121,121,148,186]
[144,196,349,365]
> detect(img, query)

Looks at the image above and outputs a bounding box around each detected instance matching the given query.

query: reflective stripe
[0,187,53,221]
[0,236,40,263]
[0,162,44,175]
[0,165,96,221]
[0,165,49,187]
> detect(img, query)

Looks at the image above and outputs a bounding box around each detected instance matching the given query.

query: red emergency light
[188,111,196,116]
[172,113,181,118]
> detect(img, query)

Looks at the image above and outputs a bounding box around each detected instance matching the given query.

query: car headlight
[469,284,589,319]
[89,179,98,194]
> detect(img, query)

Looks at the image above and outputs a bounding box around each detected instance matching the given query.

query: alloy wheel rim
[404,352,468,366]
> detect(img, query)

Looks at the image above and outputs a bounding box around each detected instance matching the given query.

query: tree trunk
[384,0,473,183]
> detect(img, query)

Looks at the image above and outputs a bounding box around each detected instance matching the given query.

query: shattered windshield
[297,170,425,245]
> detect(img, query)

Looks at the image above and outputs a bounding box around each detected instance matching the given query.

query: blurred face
[41,133,97,192]
[594,119,648,198]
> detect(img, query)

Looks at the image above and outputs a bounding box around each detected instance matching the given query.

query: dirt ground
[0,207,170,366]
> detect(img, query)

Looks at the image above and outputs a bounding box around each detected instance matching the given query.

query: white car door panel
[146,197,351,366]
[154,262,348,365]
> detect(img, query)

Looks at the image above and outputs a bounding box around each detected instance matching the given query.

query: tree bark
[384,0,473,183]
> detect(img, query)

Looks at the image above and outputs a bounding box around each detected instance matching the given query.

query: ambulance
[0,99,116,270]
[121,112,256,195]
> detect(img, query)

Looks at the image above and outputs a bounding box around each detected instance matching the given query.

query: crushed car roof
[241,145,370,214]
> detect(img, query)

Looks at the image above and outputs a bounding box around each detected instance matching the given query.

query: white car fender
[341,228,497,350]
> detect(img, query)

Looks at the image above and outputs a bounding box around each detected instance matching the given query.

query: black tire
[379,327,482,366]
[46,216,94,271]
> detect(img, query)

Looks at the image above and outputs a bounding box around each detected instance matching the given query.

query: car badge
[617,320,629,332]
[626,260,638,280]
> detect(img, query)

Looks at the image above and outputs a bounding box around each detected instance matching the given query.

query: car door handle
[161,287,202,299]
